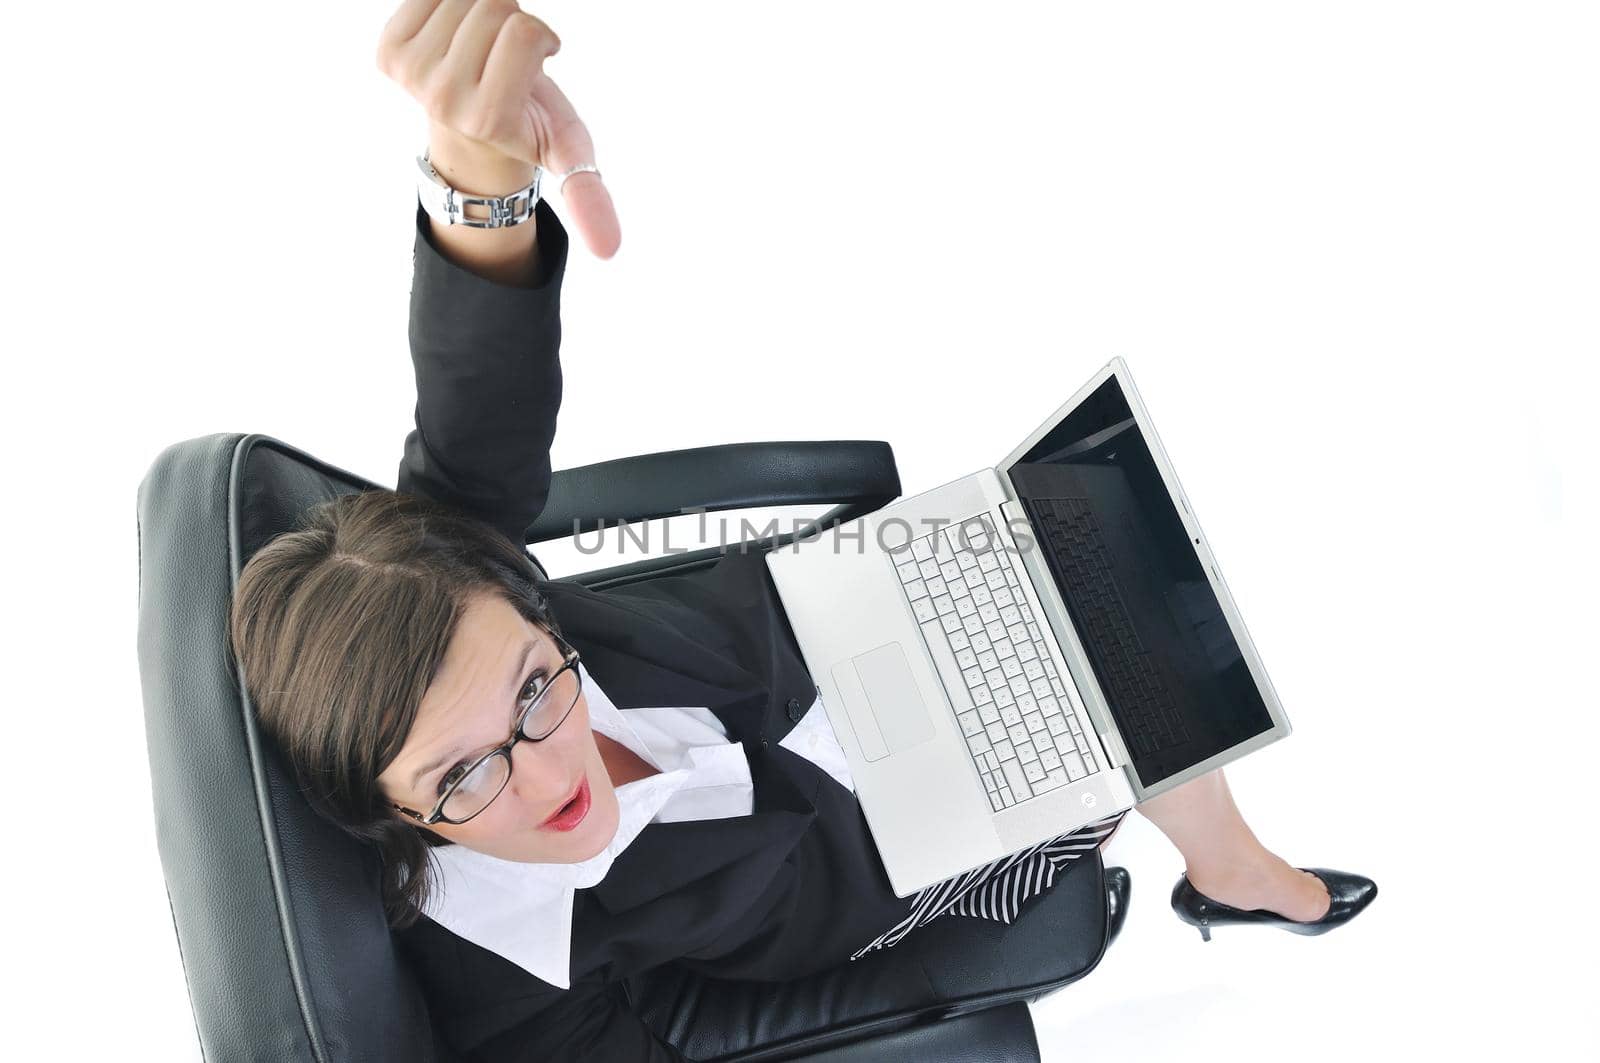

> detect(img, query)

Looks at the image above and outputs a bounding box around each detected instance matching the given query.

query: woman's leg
[1134,767,1331,921]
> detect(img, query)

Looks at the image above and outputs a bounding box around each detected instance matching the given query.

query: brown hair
[227,487,558,928]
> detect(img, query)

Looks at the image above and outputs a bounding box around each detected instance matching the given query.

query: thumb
[555,170,621,259]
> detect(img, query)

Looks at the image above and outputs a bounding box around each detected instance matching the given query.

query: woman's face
[377,593,620,864]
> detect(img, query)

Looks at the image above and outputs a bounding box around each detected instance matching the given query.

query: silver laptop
[764,357,1292,897]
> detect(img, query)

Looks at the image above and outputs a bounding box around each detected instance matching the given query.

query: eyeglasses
[391,630,583,827]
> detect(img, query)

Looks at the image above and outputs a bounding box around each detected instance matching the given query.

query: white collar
[418,661,753,989]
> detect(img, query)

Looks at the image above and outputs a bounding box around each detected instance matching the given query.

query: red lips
[540,775,591,831]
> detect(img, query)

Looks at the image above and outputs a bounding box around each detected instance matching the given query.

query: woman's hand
[378,0,619,259]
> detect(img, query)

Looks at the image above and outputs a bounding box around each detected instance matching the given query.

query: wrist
[427,123,539,197]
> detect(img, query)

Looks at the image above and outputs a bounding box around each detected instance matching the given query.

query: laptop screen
[1004,374,1275,788]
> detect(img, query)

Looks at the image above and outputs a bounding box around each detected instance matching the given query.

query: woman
[229,3,1377,1059]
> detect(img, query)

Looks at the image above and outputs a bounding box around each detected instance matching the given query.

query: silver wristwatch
[415,148,543,229]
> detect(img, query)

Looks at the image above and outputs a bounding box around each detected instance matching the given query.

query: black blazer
[392,198,917,1062]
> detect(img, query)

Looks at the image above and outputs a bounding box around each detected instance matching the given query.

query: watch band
[415,149,543,229]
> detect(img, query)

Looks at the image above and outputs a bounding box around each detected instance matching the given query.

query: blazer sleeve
[396,195,571,547]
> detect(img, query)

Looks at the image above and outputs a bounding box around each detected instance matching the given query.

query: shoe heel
[1198,924,1211,942]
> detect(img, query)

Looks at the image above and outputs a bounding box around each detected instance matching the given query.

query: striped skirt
[849,810,1128,961]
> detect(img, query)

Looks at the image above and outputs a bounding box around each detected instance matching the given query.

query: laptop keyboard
[1024,496,1192,756]
[888,513,1100,811]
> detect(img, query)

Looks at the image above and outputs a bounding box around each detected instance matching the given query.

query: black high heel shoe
[1170,868,1376,941]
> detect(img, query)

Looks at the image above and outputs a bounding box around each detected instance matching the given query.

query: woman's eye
[520,673,547,706]
[437,764,467,795]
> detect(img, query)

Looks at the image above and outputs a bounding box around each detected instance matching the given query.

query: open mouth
[541,776,591,830]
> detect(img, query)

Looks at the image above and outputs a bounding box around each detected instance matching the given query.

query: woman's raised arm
[378,0,617,547]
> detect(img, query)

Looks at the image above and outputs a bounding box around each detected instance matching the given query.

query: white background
[5,1,1596,1059]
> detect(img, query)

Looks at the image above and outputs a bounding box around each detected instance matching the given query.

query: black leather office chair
[135,431,1127,1062]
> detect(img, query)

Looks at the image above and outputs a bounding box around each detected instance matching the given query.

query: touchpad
[830,642,936,763]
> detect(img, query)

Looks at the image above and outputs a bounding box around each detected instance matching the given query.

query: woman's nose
[507,736,570,804]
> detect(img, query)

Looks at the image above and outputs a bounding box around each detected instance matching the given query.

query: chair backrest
[137,432,442,1062]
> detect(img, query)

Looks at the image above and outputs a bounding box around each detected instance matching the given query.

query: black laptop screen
[1004,374,1274,788]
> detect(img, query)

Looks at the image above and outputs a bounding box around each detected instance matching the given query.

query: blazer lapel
[585,748,818,913]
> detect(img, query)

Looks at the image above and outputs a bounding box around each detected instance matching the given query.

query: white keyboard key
[963,666,985,688]
[977,702,1001,724]
[948,629,970,651]
[978,552,1000,572]
[944,612,967,634]
[1053,731,1077,755]
[934,594,955,616]
[957,550,979,570]
[1015,692,1036,713]
[940,560,963,583]
[1007,623,1029,644]
[911,538,933,560]
[958,711,983,737]
[1037,696,1059,716]
[995,739,1015,761]
[1024,711,1048,734]
[918,558,940,580]
[955,596,978,618]
[1031,678,1052,699]
[1023,760,1046,784]
[992,685,1014,708]
[987,723,1008,743]
[1046,715,1069,736]
[1000,757,1032,799]
[962,614,985,635]
[963,567,987,589]
[994,639,1016,661]
[977,650,999,671]
[896,560,920,582]
[1007,723,1031,747]
[971,584,993,605]
[999,604,1022,625]
[1001,657,1024,679]
[955,647,978,669]
[1022,659,1045,681]
[972,684,994,706]
[969,731,992,754]
[984,568,1007,590]
[1015,641,1037,662]
[949,578,971,600]
[978,602,1001,624]
[912,597,937,622]
[1008,675,1031,697]
[1016,742,1039,764]
[1039,768,1068,791]
[1000,704,1023,727]
[925,576,946,598]
[906,578,929,601]
[984,667,1007,689]
[992,586,1015,608]
[1061,751,1086,781]
[1039,748,1061,771]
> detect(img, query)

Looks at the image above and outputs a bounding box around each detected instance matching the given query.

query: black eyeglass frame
[391,629,583,827]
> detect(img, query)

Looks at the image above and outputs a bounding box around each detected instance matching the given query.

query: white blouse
[419,660,854,989]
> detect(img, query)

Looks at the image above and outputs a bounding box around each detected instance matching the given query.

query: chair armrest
[528,440,899,545]
[793,1002,1038,1063]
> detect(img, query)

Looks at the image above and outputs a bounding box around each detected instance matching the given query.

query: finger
[442,0,515,86]
[560,172,622,260]
[406,0,476,79]
[526,75,621,258]
[477,15,561,155]
[379,0,447,49]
